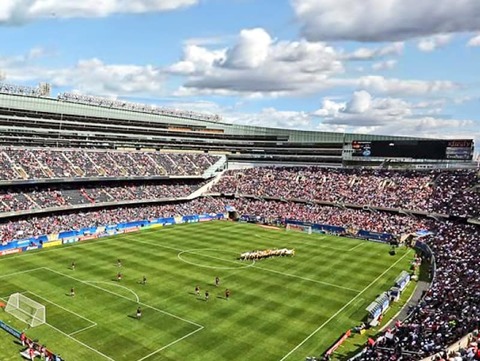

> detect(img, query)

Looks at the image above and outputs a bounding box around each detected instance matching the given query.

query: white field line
[24,291,97,336]
[68,323,98,336]
[43,267,204,329]
[0,293,108,359]
[43,321,115,361]
[85,280,140,303]
[348,242,366,252]
[251,265,362,293]
[0,267,45,279]
[135,326,204,361]
[0,291,27,300]
[278,250,411,361]
[128,236,359,293]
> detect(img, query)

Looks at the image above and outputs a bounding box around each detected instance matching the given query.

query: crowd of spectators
[58,92,222,122]
[430,170,480,218]
[210,167,480,218]
[0,148,220,179]
[226,198,429,235]
[0,180,206,213]
[0,197,427,244]
[353,222,480,361]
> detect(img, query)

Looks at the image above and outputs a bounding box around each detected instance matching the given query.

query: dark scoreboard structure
[352,139,474,160]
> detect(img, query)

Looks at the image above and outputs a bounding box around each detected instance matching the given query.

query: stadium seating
[0,197,427,244]
[0,148,220,179]
[0,181,207,213]
[210,167,480,218]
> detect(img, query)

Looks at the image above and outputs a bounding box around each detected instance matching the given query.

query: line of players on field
[239,248,295,260]
[68,260,231,319]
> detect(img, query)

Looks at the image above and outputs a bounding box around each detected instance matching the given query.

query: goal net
[286,223,312,234]
[4,293,46,327]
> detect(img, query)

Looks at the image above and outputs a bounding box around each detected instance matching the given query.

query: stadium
[0,82,478,361]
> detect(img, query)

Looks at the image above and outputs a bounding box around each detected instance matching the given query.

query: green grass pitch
[0,221,413,361]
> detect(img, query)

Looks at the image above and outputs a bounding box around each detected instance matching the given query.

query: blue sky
[1,0,479,151]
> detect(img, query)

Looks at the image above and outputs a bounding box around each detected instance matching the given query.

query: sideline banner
[0,319,21,339]
[0,248,21,256]
[42,240,62,248]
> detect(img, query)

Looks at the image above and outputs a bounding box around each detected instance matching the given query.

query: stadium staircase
[145,153,167,175]
[85,153,108,176]
[187,170,226,199]
[62,153,84,177]
[22,193,40,209]
[202,155,227,178]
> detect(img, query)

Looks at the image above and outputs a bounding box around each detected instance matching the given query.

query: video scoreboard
[351,139,473,160]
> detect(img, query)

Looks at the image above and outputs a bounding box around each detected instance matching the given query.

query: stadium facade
[0,86,474,167]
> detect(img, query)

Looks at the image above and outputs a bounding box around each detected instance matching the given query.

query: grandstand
[0,83,474,166]
[0,84,479,361]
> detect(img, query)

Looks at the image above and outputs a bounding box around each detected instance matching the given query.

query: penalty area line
[23,290,97,337]
[135,326,204,361]
[43,267,204,329]
[278,251,411,361]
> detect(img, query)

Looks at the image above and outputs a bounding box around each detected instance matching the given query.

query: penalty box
[0,267,203,361]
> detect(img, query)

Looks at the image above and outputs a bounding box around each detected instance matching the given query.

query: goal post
[4,293,46,328]
[285,223,312,234]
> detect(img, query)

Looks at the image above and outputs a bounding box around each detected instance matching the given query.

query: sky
[0,0,479,151]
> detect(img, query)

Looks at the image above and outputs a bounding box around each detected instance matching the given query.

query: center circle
[177,248,255,269]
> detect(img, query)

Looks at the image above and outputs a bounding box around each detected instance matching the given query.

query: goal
[286,223,312,234]
[4,293,46,327]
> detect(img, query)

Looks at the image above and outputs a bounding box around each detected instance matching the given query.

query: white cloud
[467,33,480,47]
[371,59,397,71]
[223,28,273,69]
[228,107,313,130]
[292,0,480,42]
[345,90,372,113]
[345,43,404,60]
[48,58,165,96]
[0,0,197,24]
[169,28,345,96]
[0,51,165,97]
[311,91,477,144]
[417,34,453,52]
[353,76,458,96]
[169,28,457,97]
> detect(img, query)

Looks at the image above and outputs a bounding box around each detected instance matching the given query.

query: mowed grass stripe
[0,222,414,361]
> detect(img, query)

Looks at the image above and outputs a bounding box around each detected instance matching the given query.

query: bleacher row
[0,197,428,244]
[211,167,480,218]
[0,180,206,213]
[0,148,220,179]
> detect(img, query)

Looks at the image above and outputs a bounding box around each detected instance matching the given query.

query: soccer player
[215,276,220,287]
[117,272,122,281]
[195,285,200,295]
[141,275,147,285]
[136,307,142,319]
[71,261,75,270]
[117,259,122,267]
[70,287,75,297]
[225,288,230,300]
[205,290,209,301]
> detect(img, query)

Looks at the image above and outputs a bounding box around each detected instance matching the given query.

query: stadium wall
[0,213,227,257]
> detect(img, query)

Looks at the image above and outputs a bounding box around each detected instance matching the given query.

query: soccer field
[0,221,413,361]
